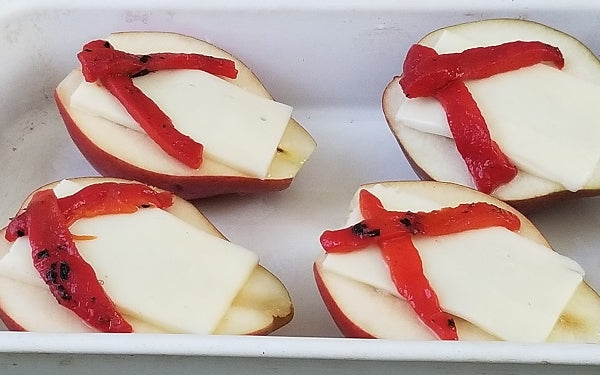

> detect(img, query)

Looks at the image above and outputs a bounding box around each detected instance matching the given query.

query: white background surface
[0,1,600,373]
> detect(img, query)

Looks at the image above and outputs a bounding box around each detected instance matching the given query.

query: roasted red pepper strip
[380,235,457,340]
[76,39,239,169]
[321,190,521,253]
[6,182,173,242]
[396,202,520,236]
[434,80,518,193]
[77,40,238,82]
[59,182,173,225]
[360,188,520,236]
[25,189,132,333]
[402,42,439,74]
[100,74,204,169]
[400,43,526,193]
[400,41,564,98]
[358,188,387,220]
[319,189,521,340]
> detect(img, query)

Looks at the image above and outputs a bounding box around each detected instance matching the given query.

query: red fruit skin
[55,91,293,200]
[313,262,375,339]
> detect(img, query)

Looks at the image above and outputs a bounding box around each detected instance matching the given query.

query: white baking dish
[0,0,599,373]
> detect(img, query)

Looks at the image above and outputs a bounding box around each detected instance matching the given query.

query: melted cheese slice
[395,30,600,191]
[0,181,259,333]
[70,69,292,179]
[321,184,584,342]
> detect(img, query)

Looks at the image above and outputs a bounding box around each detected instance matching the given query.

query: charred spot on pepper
[130,69,150,78]
[56,285,72,301]
[448,318,456,329]
[103,41,111,48]
[398,213,423,234]
[140,203,151,208]
[45,270,58,283]
[59,261,70,281]
[139,54,151,63]
[16,229,25,237]
[351,222,381,238]
[36,249,50,259]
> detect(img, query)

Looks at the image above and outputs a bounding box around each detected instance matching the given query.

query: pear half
[314,180,600,342]
[55,32,316,200]
[0,177,293,334]
[382,19,600,212]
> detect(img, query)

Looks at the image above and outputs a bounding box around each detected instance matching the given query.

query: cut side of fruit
[0,178,293,334]
[314,181,600,342]
[55,32,316,199]
[382,19,600,211]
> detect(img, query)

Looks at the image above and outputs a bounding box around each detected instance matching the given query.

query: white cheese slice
[70,69,292,179]
[396,97,451,137]
[70,81,139,130]
[0,181,259,334]
[321,184,584,342]
[395,30,600,191]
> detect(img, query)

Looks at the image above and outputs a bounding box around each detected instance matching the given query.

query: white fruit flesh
[314,181,600,342]
[382,19,600,205]
[56,31,315,184]
[0,178,293,334]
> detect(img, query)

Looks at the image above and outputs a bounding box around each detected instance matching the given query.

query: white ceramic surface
[0,1,599,373]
